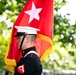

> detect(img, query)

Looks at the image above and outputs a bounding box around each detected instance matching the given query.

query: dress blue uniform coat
[14,47,42,75]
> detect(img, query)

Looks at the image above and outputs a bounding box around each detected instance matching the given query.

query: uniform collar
[22,46,36,57]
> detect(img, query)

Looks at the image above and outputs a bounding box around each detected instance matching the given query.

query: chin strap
[19,35,26,50]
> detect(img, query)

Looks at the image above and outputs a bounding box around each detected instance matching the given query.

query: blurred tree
[42,0,76,72]
[0,0,27,74]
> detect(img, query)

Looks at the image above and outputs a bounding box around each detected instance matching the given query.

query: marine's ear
[25,35,29,43]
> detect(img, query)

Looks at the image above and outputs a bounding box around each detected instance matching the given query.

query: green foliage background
[0,0,76,74]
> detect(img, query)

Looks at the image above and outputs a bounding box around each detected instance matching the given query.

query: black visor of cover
[14,32,26,37]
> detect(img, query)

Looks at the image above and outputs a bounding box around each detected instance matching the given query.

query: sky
[58,0,76,24]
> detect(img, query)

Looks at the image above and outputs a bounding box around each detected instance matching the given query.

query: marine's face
[17,35,28,50]
[17,35,32,50]
[17,36,23,50]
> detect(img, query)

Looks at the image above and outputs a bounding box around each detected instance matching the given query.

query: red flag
[5,0,53,73]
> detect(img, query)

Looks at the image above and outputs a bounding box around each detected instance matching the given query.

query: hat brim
[14,32,25,37]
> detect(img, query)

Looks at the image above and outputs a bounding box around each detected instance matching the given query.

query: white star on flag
[24,2,42,24]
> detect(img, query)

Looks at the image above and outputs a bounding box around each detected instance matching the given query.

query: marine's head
[14,26,40,50]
